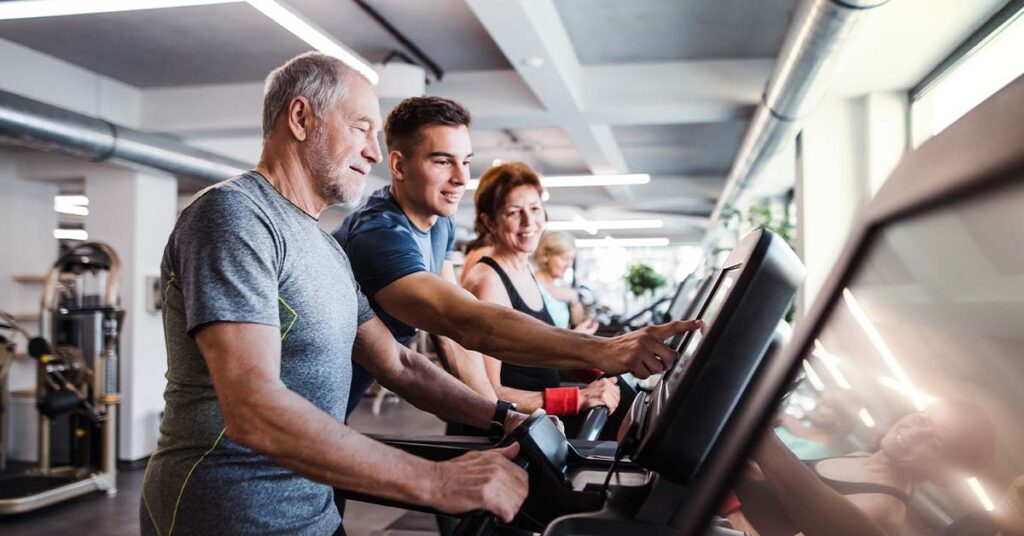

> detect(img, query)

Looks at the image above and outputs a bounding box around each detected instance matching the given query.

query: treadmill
[708,75,1024,536]
[339,226,805,535]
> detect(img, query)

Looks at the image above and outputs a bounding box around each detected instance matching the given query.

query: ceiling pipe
[0,89,247,183]
[707,0,890,226]
[352,0,444,82]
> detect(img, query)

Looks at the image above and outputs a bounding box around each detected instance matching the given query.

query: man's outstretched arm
[431,261,498,400]
[196,321,527,522]
[375,270,700,378]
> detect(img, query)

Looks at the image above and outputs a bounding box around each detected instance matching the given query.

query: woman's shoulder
[462,260,507,301]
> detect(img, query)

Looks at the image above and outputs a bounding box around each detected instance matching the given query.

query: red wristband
[544,387,580,416]
[717,491,742,515]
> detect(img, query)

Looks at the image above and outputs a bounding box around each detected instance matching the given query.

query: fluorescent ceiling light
[575,237,670,248]
[245,0,378,84]
[801,360,826,392]
[55,195,89,215]
[54,229,88,241]
[843,289,928,410]
[55,205,89,216]
[812,341,851,390]
[857,408,876,428]
[966,477,996,511]
[877,376,937,409]
[547,218,664,233]
[812,350,851,390]
[54,195,89,206]
[0,0,379,84]
[0,0,237,19]
[467,173,650,190]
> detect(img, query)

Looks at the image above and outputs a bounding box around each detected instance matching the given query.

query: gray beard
[305,125,364,205]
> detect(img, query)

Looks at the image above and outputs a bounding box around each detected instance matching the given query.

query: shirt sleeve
[444,218,455,260]
[169,189,282,335]
[344,223,428,300]
[334,246,377,326]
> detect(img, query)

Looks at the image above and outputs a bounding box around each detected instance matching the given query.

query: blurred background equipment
[0,242,123,515]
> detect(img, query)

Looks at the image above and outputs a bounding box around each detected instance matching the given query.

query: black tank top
[477,257,562,392]
[734,455,911,536]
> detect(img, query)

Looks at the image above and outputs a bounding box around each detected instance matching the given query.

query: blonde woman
[533,231,598,334]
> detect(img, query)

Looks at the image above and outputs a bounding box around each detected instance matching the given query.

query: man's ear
[286,96,314,142]
[388,150,405,181]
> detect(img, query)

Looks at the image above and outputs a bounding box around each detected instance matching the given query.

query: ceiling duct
[0,89,246,183]
[708,0,890,225]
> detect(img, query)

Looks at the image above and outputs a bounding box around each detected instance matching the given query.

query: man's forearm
[433,335,498,401]
[225,381,436,507]
[377,346,496,429]
[452,301,602,369]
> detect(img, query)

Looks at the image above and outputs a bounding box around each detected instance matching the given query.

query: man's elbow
[364,345,412,389]
[221,399,276,455]
[222,412,260,451]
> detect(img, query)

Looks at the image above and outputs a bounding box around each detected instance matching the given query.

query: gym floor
[0,396,445,536]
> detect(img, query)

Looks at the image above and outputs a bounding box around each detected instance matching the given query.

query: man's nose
[451,162,467,185]
[364,134,382,164]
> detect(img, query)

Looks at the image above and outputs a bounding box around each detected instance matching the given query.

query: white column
[864,91,909,196]
[86,170,177,461]
[795,92,910,313]
[796,97,872,312]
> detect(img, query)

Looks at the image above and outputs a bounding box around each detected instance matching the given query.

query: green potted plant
[625,263,666,299]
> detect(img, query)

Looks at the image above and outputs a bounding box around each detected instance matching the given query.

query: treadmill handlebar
[576,406,609,441]
[453,455,530,536]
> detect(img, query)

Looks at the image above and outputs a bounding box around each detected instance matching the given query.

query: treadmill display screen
[663,265,740,396]
[631,228,803,485]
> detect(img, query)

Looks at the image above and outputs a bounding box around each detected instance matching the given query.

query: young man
[142,54,528,536]
[336,97,699,414]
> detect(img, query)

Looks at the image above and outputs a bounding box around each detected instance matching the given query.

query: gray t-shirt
[141,172,374,536]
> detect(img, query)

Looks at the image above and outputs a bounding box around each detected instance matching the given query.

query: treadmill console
[629,228,804,483]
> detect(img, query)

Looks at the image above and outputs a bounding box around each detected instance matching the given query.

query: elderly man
[141,52,527,536]
[336,96,700,417]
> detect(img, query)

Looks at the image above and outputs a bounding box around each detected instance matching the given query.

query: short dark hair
[384,97,471,155]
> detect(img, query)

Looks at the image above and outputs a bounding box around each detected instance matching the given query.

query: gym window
[910,1,1024,147]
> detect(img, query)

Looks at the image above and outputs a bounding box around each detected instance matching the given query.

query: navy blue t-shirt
[334,185,454,344]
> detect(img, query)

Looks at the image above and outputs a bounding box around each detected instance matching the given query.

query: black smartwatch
[490,399,517,438]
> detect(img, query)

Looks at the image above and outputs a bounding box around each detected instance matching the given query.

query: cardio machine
[337,227,805,536]
[0,242,124,515]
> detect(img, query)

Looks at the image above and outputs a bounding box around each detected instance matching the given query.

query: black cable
[600,449,627,497]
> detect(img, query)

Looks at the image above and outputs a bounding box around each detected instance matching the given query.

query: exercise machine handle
[452,511,497,536]
[451,454,530,536]
[576,406,609,441]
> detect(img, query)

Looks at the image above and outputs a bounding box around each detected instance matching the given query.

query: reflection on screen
[663,265,739,395]
[727,180,1024,536]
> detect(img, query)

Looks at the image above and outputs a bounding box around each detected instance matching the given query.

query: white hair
[261,52,354,139]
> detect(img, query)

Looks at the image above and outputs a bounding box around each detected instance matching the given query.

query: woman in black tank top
[461,163,620,421]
